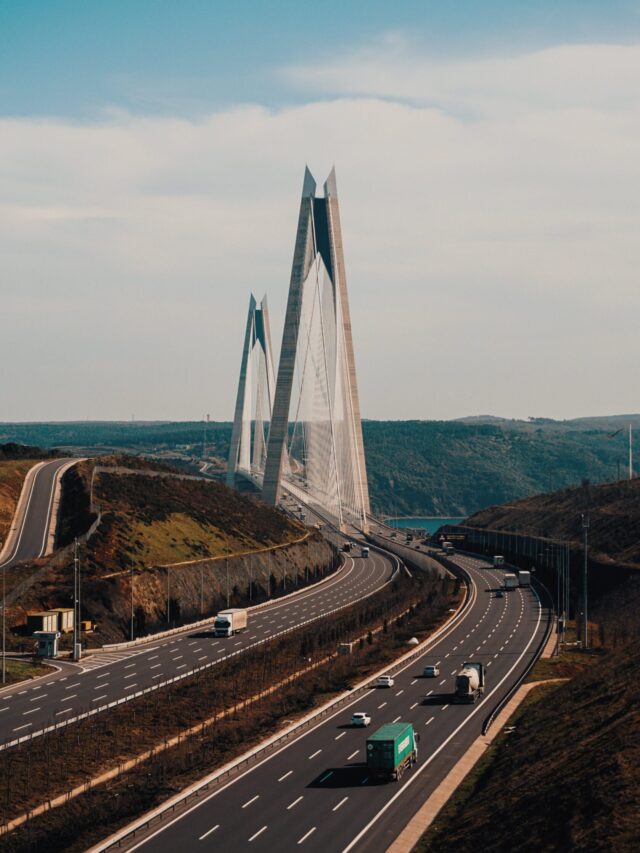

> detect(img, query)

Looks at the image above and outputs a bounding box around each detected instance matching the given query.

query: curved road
[119,553,550,853]
[0,457,74,569]
[0,549,395,746]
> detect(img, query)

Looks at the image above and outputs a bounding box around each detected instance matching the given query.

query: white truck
[518,570,531,587]
[503,573,519,591]
[442,541,455,555]
[214,608,248,637]
[493,555,505,567]
[454,661,486,703]
[361,546,370,558]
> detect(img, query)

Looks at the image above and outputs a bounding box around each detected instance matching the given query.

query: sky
[2,1,640,422]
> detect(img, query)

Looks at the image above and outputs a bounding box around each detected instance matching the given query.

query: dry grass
[0,460,41,544]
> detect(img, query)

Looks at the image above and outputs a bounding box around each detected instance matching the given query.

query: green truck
[366,722,418,781]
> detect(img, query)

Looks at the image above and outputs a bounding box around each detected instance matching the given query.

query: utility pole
[166,569,171,626]
[582,514,589,649]
[130,565,134,641]
[73,539,80,661]
[226,541,230,608]
[630,424,634,480]
[200,564,204,615]
[2,538,5,684]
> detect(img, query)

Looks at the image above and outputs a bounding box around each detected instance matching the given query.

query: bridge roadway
[0,549,393,746]
[0,457,74,569]
[120,554,550,853]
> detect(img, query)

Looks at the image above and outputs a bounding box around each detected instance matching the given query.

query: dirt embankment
[418,577,640,853]
[8,456,336,643]
[464,477,640,569]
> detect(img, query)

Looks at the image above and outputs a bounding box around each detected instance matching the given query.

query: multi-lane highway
[0,548,395,746]
[0,457,75,568]
[114,553,549,853]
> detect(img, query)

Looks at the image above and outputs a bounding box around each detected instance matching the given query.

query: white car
[422,665,440,678]
[375,675,395,688]
[351,712,371,727]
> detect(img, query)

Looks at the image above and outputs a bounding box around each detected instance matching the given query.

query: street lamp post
[130,565,135,642]
[582,514,590,649]
[1,539,5,685]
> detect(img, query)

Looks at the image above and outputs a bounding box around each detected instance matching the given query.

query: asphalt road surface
[122,553,550,853]
[0,549,395,746]
[0,457,74,569]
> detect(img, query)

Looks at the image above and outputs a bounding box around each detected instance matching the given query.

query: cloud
[1,40,639,421]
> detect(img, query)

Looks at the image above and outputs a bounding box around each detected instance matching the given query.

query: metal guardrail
[93,551,474,852]
[481,576,554,735]
[0,549,399,754]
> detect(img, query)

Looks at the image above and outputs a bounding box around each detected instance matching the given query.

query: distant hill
[1,417,638,517]
[463,477,640,570]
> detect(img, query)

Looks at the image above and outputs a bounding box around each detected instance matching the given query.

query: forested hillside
[1,417,637,517]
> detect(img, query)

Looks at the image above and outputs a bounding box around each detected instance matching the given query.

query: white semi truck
[503,573,519,591]
[454,661,486,703]
[214,608,248,637]
[493,555,505,567]
[518,570,531,587]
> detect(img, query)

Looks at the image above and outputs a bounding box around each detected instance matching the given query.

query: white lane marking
[56,708,73,716]
[150,664,161,670]
[425,717,434,725]
[29,694,45,702]
[441,705,449,711]
[61,694,77,702]
[242,795,259,809]
[124,683,138,690]
[410,702,418,709]
[278,771,292,781]
[395,690,404,697]
[22,707,40,715]
[95,683,108,689]
[377,702,387,709]
[392,716,401,723]
[97,672,110,678]
[124,673,136,679]
[199,825,219,840]
[13,723,32,731]
[333,796,348,812]
[249,826,267,842]
[410,679,418,685]
[124,663,136,669]
[347,750,359,760]
[287,796,303,809]
[439,679,446,686]
[65,682,80,690]
[93,694,108,702]
[298,828,316,845]
[308,749,321,760]
[335,732,346,740]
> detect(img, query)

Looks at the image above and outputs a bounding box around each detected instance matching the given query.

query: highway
[0,548,394,747]
[0,457,74,569]
[118,553,550,853]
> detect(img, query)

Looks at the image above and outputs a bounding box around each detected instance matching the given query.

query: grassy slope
[419,639,640,853]
[84,458,305,572]
[0,459,41,543]
[464,477,640,569]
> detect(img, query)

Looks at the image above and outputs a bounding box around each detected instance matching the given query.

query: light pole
[73,539,79,661]
[130,565,135,641]
[226,541,230,608]
[1,538,5,684]
[582,514,589,649]
[166,568,171,626]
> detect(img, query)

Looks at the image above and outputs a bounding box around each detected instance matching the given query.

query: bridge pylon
[262,167,370,531]
[227,294,276,486]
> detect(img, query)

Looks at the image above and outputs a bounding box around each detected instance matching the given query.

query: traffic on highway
[99,552,550,853]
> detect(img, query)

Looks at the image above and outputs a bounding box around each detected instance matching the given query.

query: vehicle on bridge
[518,570,531,587]
[366,722,418,781]
[442,541,455,555]
[375,675,395,688]
[503,573,519,591]
[453,662,486,703]
[214,608,248,637]
[351,711,371,727]
[493,555,505,567]
[361,545,370,557]
[422,664,440,678]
